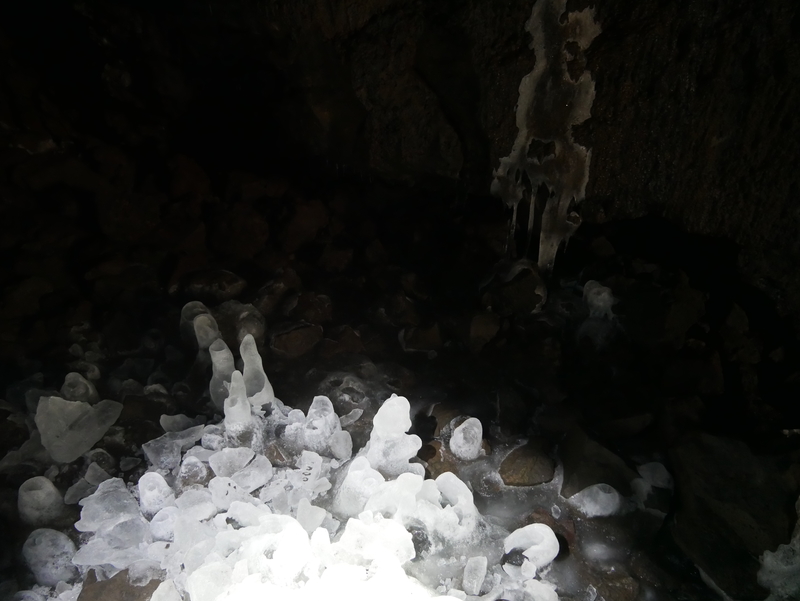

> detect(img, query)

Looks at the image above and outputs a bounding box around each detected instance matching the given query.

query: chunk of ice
[175,488,217,521]
[18,476,65,526]
[142,425,205,471]
[364,394,423,478]
[209,447,255,477]
[329,430,353,461]
[230,453,272,492]
[449,417,483,461]
[76,478,140,532]
[462,556,488,595]
[160,413,201,433]
[149,506,180,541]
[22,529,78,587]
[137,472,176,518]
[637,462,673,489]
[504,523,560,571]
[35,397,123,463]
[296,497,327,534]
[303,395,340,455]
[60,372,99,405]
[569,483,622,517]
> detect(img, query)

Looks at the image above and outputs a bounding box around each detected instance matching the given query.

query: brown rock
[77,570,160,601]
[2,276,53,318]
[227,171,289,201]
[424,440,459,480]
[469,312,501,353]
[211,202,269,259]
[291,293,332,324]
[560,426,639,498]
[253,269,302,316]
[318,326,366,359]
[319,244,354,272]
[169,155,211,201]
[281,199,329,253]
[270,323,324,359]
[182,269,247,303]
[670,432,794,600]
[523,507,576,548]
[499,441,555,486]
[400,323,442,352]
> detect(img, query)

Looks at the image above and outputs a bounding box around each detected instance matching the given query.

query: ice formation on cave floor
[10,303,800,601]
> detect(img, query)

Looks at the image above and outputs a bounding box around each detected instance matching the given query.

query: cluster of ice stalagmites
[12,314,570,601]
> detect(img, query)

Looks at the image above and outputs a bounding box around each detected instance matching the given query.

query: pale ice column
[209,339,235,410]
[240,334,274,406]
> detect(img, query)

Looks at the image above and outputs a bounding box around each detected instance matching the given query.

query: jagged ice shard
[491,0,601,271]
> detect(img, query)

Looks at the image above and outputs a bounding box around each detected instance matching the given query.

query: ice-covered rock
[175,489,217,521]
[449,417,483,461]
[160,413,203,433]
[22,529,78,586]
[18,476,65,526]
[35,397,123,463]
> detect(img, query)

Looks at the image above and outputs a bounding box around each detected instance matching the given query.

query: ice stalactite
[491,0,601,272]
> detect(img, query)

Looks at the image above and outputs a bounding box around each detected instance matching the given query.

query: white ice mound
[241,333,275,407]
[18,476,65,526]
[34,396,123,463]
[363,394,423,479]
[569,482,623,517]
[22,528,78,587]
[504,523,560,572]
[449,417,483,461]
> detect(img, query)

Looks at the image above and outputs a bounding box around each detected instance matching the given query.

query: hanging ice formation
[491,0,601,272]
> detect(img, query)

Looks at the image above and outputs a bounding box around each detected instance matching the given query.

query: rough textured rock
[669,432,795,600]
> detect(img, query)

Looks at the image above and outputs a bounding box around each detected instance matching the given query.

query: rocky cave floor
[1,167,799,601]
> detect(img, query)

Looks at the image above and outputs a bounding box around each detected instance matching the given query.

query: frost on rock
[491,0,601,271]
[34,396,123,463]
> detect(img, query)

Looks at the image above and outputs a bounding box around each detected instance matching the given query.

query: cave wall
[1,0,799,333]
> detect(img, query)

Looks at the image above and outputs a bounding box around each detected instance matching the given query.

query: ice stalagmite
[240,333,275,408]
[209,339,235,410]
